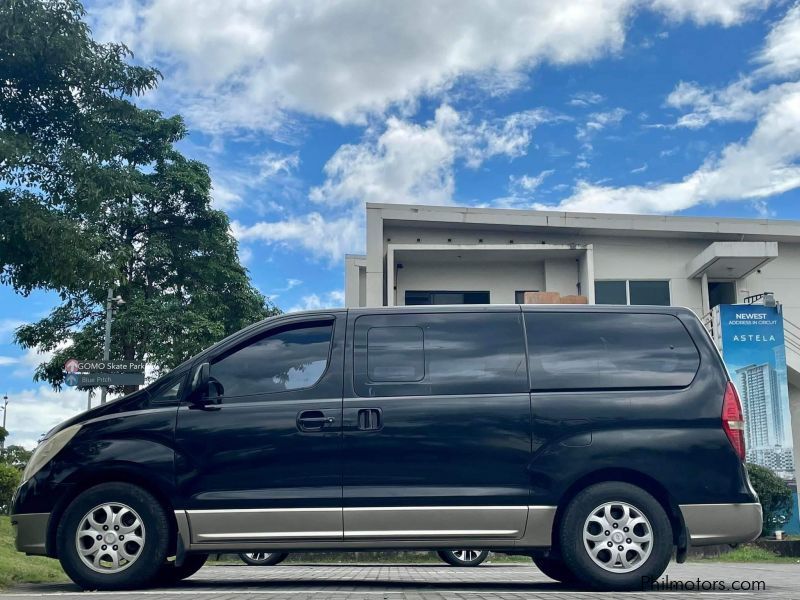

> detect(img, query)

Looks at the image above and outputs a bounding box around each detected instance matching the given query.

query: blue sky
[3,0,800,446]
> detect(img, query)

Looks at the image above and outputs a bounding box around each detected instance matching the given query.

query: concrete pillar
[365,207,385,307]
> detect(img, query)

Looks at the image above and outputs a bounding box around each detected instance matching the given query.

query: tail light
[722,382,746,461]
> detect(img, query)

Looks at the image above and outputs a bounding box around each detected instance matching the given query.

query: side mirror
[189,362,223,407]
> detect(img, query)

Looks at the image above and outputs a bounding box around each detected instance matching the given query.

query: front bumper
[11,513,50,556]
[680,503,762,546]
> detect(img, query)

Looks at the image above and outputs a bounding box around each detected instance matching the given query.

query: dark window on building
[367,326,425,382]
[595,281,627,305]
[405,291,490,305]
[354,312,527,397]
[708,281,736,309]
[515,290,541,304]
[629,281,671,306]
[525,312,699,391]
[210,320,333,399]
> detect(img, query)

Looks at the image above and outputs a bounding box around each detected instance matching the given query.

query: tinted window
[629,281,670,306]
[405,291,490,305]
[525,312,699,391]
[367,326,425,381]
[595,281,627,305]
[211,321,333,399]
[147,370,186,404]
[355,312,527,397]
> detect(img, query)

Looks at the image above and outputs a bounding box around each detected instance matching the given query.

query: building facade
[345,202,800,481]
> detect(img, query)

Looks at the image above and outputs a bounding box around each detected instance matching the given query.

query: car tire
[155,554,208,585]
[558,482,672,591]
[239,552,289,566]
[437,550,489,567]
[532,556,579,584]
[57,482,171,590]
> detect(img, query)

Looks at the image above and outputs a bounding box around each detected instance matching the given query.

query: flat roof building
[344,202,800,480]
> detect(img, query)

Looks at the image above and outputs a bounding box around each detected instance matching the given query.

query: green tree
[746,463,793,536]
[1,0,160,294]
[2,0,278,388]
[0,463,20,514]
[0,445,34,471]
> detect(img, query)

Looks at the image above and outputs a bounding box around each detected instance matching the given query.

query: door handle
[297,410,336,432]
[357,408,382,431]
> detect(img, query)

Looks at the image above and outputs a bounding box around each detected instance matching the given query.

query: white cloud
[91,0,770,133]
[539,88,800,213]
[569,91,605,107]
[288,290,346,313]
[666,79,797,128]
[231,212,364,263]
[211,150,300,212]
[310,104,556,208]
[211,181,242,211]
[0,356,18,366]
[537,4,800,215]
[509,169,555,194]
[576,108,628,140]
[0,318,26,343]
[255,151,300,180]
[651,0,772,26]
[631,163,649,173]
[4,386,87,449]
[755,3,800,78]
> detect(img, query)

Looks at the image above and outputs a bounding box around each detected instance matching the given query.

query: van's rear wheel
[437,550,489,567]
[57,483,170,590]
[558,482,672,590]
[239,552,289,566]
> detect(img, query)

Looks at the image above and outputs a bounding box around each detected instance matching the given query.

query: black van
[11,305,761,591]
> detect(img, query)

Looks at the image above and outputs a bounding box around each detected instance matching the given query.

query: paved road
[3,562,796,599]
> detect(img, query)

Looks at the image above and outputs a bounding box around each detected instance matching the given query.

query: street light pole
[98,289,125,405]
[101,289,113,405]
[1,395,8,450]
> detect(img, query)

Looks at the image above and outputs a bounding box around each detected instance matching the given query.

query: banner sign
[64,358,146,387]
[718,304,795,481]
[64,359,145,373]
[66,373,145,387]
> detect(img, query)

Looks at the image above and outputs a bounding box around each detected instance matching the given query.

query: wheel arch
[550,468,686,555]
[46,466,177,558]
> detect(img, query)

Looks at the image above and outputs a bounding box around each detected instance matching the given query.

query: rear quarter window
[525,312,700,391]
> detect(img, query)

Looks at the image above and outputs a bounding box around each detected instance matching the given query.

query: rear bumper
[10,513,50,556]
[679,503,762,546]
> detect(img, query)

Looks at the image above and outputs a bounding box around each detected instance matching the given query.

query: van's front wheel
[57,483,170,590]
[558,482,672,591]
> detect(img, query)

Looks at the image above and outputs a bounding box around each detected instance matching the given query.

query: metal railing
[783,316,800,359]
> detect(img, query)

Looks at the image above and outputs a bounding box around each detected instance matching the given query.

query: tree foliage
[746,463,794,536]
[0,463,20,515]
[1,0,278,389]
[0,445,33,471]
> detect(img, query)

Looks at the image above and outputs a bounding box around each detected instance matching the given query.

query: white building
[344,202,800,473]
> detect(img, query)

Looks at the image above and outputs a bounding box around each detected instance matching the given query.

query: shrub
[0,464,21,515]
[746,463,793,536]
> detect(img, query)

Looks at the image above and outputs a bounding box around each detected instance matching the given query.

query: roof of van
[283,304,699,318]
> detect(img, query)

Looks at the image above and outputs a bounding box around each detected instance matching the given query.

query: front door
[342,309,532,540]
[175,314,345,544]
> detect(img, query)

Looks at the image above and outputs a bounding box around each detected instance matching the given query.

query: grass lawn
[692,544,800,564]
[0,516,67,589]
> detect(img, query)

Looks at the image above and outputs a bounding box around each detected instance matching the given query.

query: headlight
[22,424,82,483]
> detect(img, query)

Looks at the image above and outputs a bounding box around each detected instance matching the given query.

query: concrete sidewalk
[3,562,795,599]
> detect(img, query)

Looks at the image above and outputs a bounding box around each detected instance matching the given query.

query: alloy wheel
[75,503,146,574]
[582,501,652,573]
